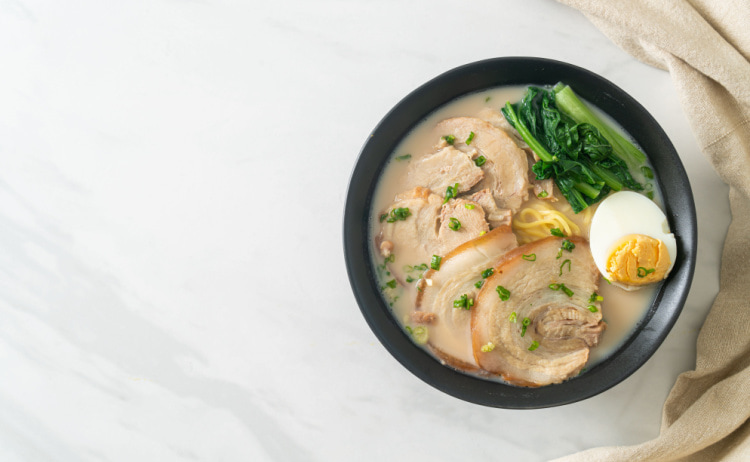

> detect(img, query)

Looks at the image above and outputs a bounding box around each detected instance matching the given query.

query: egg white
[589,191,677,289]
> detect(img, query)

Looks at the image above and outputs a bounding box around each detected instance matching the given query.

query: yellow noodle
[513,201,587,244]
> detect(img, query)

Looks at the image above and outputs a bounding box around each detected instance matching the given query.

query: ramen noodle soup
[370,85,675,387]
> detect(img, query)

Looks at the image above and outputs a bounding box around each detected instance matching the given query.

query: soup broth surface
[370,86,662,380]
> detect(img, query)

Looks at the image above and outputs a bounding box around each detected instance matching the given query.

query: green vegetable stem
[501,85,644,213]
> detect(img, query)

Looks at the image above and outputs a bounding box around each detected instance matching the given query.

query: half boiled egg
[589,191,676,290]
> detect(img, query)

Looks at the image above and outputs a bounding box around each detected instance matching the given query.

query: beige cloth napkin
[552,0,750,461]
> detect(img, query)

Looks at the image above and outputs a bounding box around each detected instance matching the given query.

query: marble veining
[0,0,730,460]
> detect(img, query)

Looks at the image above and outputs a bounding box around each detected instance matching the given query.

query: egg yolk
[606,234,671,286]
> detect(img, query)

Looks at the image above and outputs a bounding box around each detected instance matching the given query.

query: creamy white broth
[369,86,661,378]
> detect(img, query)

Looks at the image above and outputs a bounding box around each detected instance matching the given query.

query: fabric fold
[553,0,750,460]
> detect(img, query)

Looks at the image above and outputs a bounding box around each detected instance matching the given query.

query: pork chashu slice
[377,188,489,281]
[406,146,484,197]
[415,226,518,370]
[471,236,605,386]
[436,117,529,212]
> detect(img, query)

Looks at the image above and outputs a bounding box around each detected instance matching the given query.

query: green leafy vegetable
[553,83,646,165]
[501,85,643,213]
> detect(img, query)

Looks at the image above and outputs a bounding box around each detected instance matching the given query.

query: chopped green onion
[414,263,428,271]
[405,276,415,283]
[479,231,486,236]
[637,267,656,278]
[466,131,476,145]
[386,207,412,223]
[641,165,654,179]
[448,217,461,231]
[395,154,412,161]
[474,155,486,166]
[509,312,517,323]
[403,265,413,272]
[549,283,574,297]
[442,135,456,145]
[496,285,510,301]
[522,253,536,261]
[468,298,474,308]
[379,213,388,222]
[559,259,571,276]
[453,294,469,309]
[480,342,495,352]
[588,305,599,312]
[481,268,494,279]
[412,326,428,345]
[528,340,539,351]
[474,280,483,289]
[589,292,603,303]
[465,203,475,209]
[443,183,460,203]
[385,279,397,289]
[384,254,395,263]
[430,255,442,271]
[561,239,576,252]
[646,191,654,200]
[485,96,491,102]
[521,317,531,337]
[550,228,565,237]
[538,190,549,198]
[405,326,412,334]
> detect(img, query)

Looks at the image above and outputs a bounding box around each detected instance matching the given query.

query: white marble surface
[0,0,731,460]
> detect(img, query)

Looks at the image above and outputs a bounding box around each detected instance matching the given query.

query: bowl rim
[343,56,697,408]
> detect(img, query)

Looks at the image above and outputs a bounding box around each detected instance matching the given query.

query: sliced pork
[471,236,604,386]
[436,117,529,212]
[377,188,490,282]
[415,226,518,370]
[469,189,512,229]
[435,198,490,256]
[406,146,484,196]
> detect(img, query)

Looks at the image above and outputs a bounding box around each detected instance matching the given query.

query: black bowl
[343,57,696,408]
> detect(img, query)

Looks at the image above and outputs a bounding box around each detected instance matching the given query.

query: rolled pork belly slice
[415,226,518,370]
[471,236,605,386]
[436,117,529,212]
[405,146,484,197]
